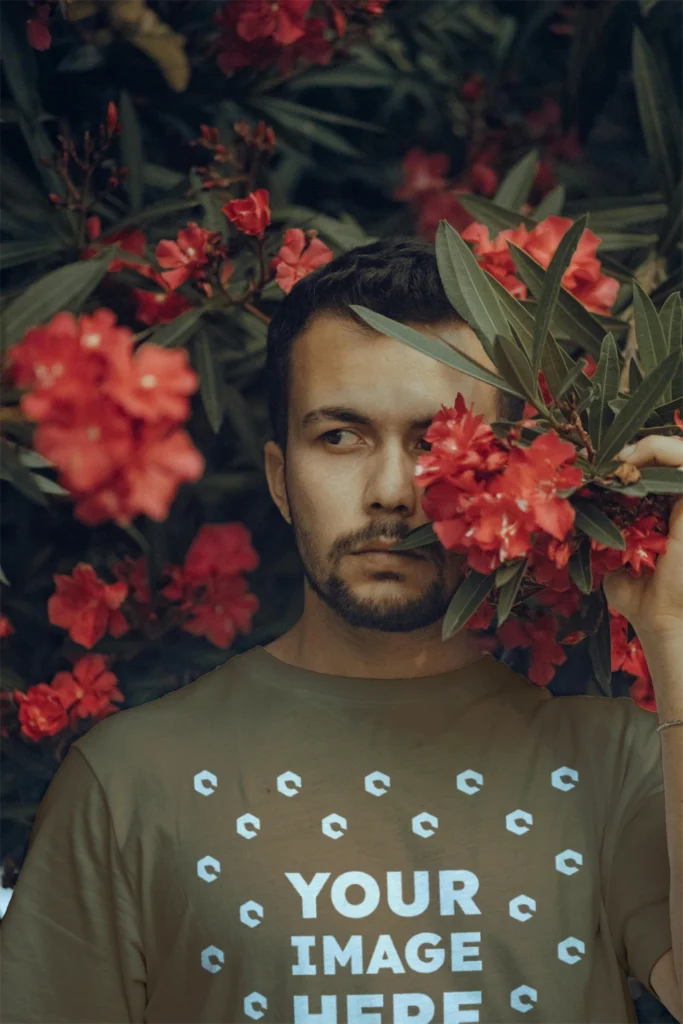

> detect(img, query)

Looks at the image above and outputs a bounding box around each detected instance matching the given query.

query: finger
[618,435,683,467]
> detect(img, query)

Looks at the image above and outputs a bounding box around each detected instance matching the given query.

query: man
[1,238,680,1024]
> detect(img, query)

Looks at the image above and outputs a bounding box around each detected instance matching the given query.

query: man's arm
[0,745,146,1023]
[651,948,682,1022]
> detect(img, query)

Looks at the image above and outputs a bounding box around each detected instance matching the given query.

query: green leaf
[594,347,682,469]
[0,252,114,353]
[250,98,362,157]
[435,221,511,360]
[636,466,683,494]
[531,215,588,375]
[493,150,539,212]
[391,524,439,551]
[508,244,606,357]
[0,565,9,586]
[588,588,612,696]
[573,501,625,549]
[494,334,539,406]
[222,383,263,468]
[195,331,223,433]
[659,291,682,355]
[588,333,620,448]
[632,28,682,201]
[484,273,534,355]
[349,306,522,397]
[119,90,144,215]
[555,358,589,400]
[496,558,527,626]
[247,96,384,133]
[455,194,534,236]
[569,538,593,595]
[657,183,682,256]
[151,307,204,348]
[442,571,496,641]
[633,282,668,377]
[596,232,659,252]
[0,238,68,270]
[0,444,48,507]
[532,185,566,220]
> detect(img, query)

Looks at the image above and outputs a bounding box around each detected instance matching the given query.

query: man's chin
[321,577,453,633]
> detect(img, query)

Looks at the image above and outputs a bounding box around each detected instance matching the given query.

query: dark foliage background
[0,3,681,1018]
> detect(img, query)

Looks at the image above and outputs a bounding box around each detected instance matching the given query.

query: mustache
[334,525,444,565]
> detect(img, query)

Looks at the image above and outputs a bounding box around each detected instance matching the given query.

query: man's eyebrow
[301,406,435,430]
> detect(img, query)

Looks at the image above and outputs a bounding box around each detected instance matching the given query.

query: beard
[289,505,458,633]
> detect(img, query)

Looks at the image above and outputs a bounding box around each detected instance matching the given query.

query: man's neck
[264,595,485,681]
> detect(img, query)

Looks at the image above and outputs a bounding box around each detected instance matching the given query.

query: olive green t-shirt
[0,647,672,1024]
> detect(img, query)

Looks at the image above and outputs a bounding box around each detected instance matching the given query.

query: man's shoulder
[71,646,261,777]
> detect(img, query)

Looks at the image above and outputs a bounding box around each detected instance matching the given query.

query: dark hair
[265,236,522,451]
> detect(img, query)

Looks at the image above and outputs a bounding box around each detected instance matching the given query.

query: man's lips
[351,544,425,559]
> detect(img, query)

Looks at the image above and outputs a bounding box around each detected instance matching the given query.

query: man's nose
[363,443,421,516]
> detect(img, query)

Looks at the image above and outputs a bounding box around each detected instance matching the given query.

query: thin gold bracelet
[656,719,683,733]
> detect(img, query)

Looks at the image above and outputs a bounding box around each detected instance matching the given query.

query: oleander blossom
[13,654,123,741]
[417,395,581,574]
[272,229,333,294]
[7,309,204,525]
[461,215,619,315]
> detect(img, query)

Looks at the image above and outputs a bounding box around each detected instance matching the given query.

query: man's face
[265,313,499,633]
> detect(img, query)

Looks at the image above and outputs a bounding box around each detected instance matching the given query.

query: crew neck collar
[243,646,513,705]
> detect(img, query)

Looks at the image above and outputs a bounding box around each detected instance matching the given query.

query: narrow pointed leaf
[0,252,114,352]
[532,185,566,220]
[588,333,619,448]
[508,244,605,356]
[442,571,496,640]
[497,558,527,626]
[195,331,223,433]
[531,216,588,376]
[349,305,522,397]
[0,565,9,586]
[633,282,668,377]
[494,150,539,211]
[495,559,526,587]
[151,307,204,348]
[484,273,534,354]
[573,501,625,549]
[555,358,589,400]
[493,335,538,406]
[119,90,144,214]
[636,466,683,494]
[569,538,593,595]
[654,398,683,421]
[588,588,612,696]
[391,523,439,551]
[455,194,534,236]
[632,29,682,201]
[657,183,682,256]
[594,347,682,469]
[659,292,682,353]
[435,221,511,359]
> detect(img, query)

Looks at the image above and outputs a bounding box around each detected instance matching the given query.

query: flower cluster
[461,216,619,316]
[416,394,671,699]
[43,524,260,653]
[12,654,124,742]
[7,309,204,525]
[214,0,388,77]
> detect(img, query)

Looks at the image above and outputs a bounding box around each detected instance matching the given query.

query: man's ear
[263,440,291,524]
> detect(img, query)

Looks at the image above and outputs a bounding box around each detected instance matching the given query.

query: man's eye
[417,438,432,452]
[322,429,357,446]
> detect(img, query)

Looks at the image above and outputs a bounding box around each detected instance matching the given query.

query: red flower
[467,161,498,197]
[272,228,333,294]
[180,573,259,648]
[466,598,495,632]
[0,615,14,639]
[103,343,199,423]
[26,3,52,50]
[236,0,312,44]
[183,523,260,581]
[74,423,205,526]
[416,191,473,241]
[112,555,152,607]
[610,609,655,711]
[394,149,450,201]
[498,614,566,686]
[133,289,193,326]
[591,512,668,586]
[461,216,618,315]
[83,228,148,275]
[415,393,508,491]
[34,397,134,493]
[106,101,120,136]
[51,654,124,727]
[155,223,217,290]
[48,563,129,649]
[222,189,271,237]
[500,431,582,541]
[14,684,68,742]
[460,73,484,101]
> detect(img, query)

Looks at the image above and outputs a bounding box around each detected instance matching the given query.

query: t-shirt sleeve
[604,699,672,1000]
[0,744,146,1023]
